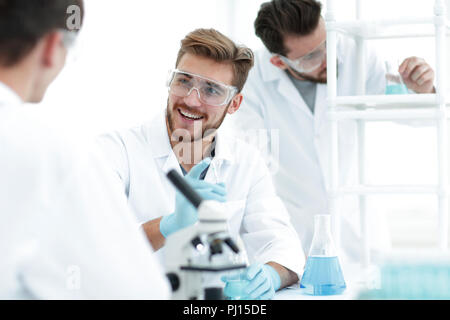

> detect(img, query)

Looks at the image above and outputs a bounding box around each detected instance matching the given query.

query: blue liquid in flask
[300,256,346,295]
[385,84,408,95]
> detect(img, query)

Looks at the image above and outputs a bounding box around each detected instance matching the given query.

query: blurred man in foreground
[0,0,170,299]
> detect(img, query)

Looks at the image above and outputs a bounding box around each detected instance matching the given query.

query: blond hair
[176,28,254,93]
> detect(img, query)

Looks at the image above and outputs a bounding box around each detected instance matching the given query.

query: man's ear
[227,93,243,114]
[41,31,63,67]
[270,55,288,70]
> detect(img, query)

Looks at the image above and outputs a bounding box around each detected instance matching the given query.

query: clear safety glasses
[59,29,78,49]
[279,40,326,74]
[167,69,238,107]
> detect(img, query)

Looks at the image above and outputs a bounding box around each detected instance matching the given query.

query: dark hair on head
[0,0,84,67]
[254,0,322,56]
[176,28,254,93]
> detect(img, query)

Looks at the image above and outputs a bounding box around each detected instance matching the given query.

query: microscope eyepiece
[224,237,240,254]
[166,170,203,208]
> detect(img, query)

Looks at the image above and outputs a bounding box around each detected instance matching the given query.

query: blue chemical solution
[224,279,249,300]
[385,84,408,95]
[300,256,346,295]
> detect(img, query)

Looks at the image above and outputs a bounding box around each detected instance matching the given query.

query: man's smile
[177,107,205,121]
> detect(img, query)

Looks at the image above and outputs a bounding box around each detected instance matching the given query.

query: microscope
[164,170,247,300]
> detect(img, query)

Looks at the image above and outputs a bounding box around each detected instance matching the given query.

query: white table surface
[274,283,358,300]
[274,263,380,300]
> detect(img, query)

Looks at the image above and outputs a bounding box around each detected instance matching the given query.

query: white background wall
[35,0,450,249]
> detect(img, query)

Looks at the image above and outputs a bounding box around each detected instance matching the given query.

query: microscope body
[164,200,246,300]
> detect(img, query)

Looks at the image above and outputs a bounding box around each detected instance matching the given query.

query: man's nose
[184,87,202,107]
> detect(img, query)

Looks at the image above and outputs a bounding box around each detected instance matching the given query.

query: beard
[166,99,229,143]
[288,63,339,84]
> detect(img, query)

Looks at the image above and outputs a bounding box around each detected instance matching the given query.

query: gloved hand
[222,263,281,300]
[160,158,227,238]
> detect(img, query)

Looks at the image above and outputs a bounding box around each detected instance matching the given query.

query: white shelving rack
[325,0,450,271]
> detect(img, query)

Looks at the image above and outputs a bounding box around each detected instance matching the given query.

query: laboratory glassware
[223,236,250,300]
[385,61,408,95]
[300,214,347,295]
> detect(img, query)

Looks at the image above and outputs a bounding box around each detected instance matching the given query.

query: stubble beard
[166,100,229,143]
[288,64,338,84]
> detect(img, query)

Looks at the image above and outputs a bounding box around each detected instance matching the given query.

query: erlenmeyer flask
[385,60,408,95]
[300,214,346,295]
[223,236,250,300]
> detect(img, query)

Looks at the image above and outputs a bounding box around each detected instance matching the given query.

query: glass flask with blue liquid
[385,61,408,95]
[300,214,346,295]
[223,236,250,300]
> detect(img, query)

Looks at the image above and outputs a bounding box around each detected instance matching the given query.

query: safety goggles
[279,40,326,74]
[167,69,238,107]
[59,29,78,49]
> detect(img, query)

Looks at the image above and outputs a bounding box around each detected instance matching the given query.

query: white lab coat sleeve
[239,148,305,278]
[23,138,171,299]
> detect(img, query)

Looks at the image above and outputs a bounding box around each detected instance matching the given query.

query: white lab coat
[97,111,305,278]
[0,82,170,299]
[228,36,392,264]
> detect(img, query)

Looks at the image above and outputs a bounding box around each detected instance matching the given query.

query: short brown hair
[175,28,254,93]
[255,0,322,56]
[0,0,84,67]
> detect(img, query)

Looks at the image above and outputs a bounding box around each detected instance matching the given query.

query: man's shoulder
[247,48,274,77]
[220,133,264,163]
[0,108,94,175]
[1,108,73,151]
[97,120,156,153]
[243,48,284,98]
[96,114,170,172]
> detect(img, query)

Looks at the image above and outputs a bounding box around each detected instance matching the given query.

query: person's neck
[175,137,215,173]
[165,118,216,173]
[0,64,34,102]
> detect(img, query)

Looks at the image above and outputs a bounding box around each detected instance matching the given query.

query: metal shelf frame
[326,0,449,269]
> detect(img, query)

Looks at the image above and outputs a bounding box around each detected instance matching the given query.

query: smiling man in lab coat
[0,0,170,299]
[98,28,305,300]
[230,0,436,264]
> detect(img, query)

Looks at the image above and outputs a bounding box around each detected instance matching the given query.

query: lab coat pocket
[223,199,246,236]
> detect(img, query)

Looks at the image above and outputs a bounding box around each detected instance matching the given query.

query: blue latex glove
[160,158,227,238]
[222,263,281,300]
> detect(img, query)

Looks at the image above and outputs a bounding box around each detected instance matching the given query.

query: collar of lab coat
[257,48,311,117]
[0,81,22,107]
[146,110,235,174]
